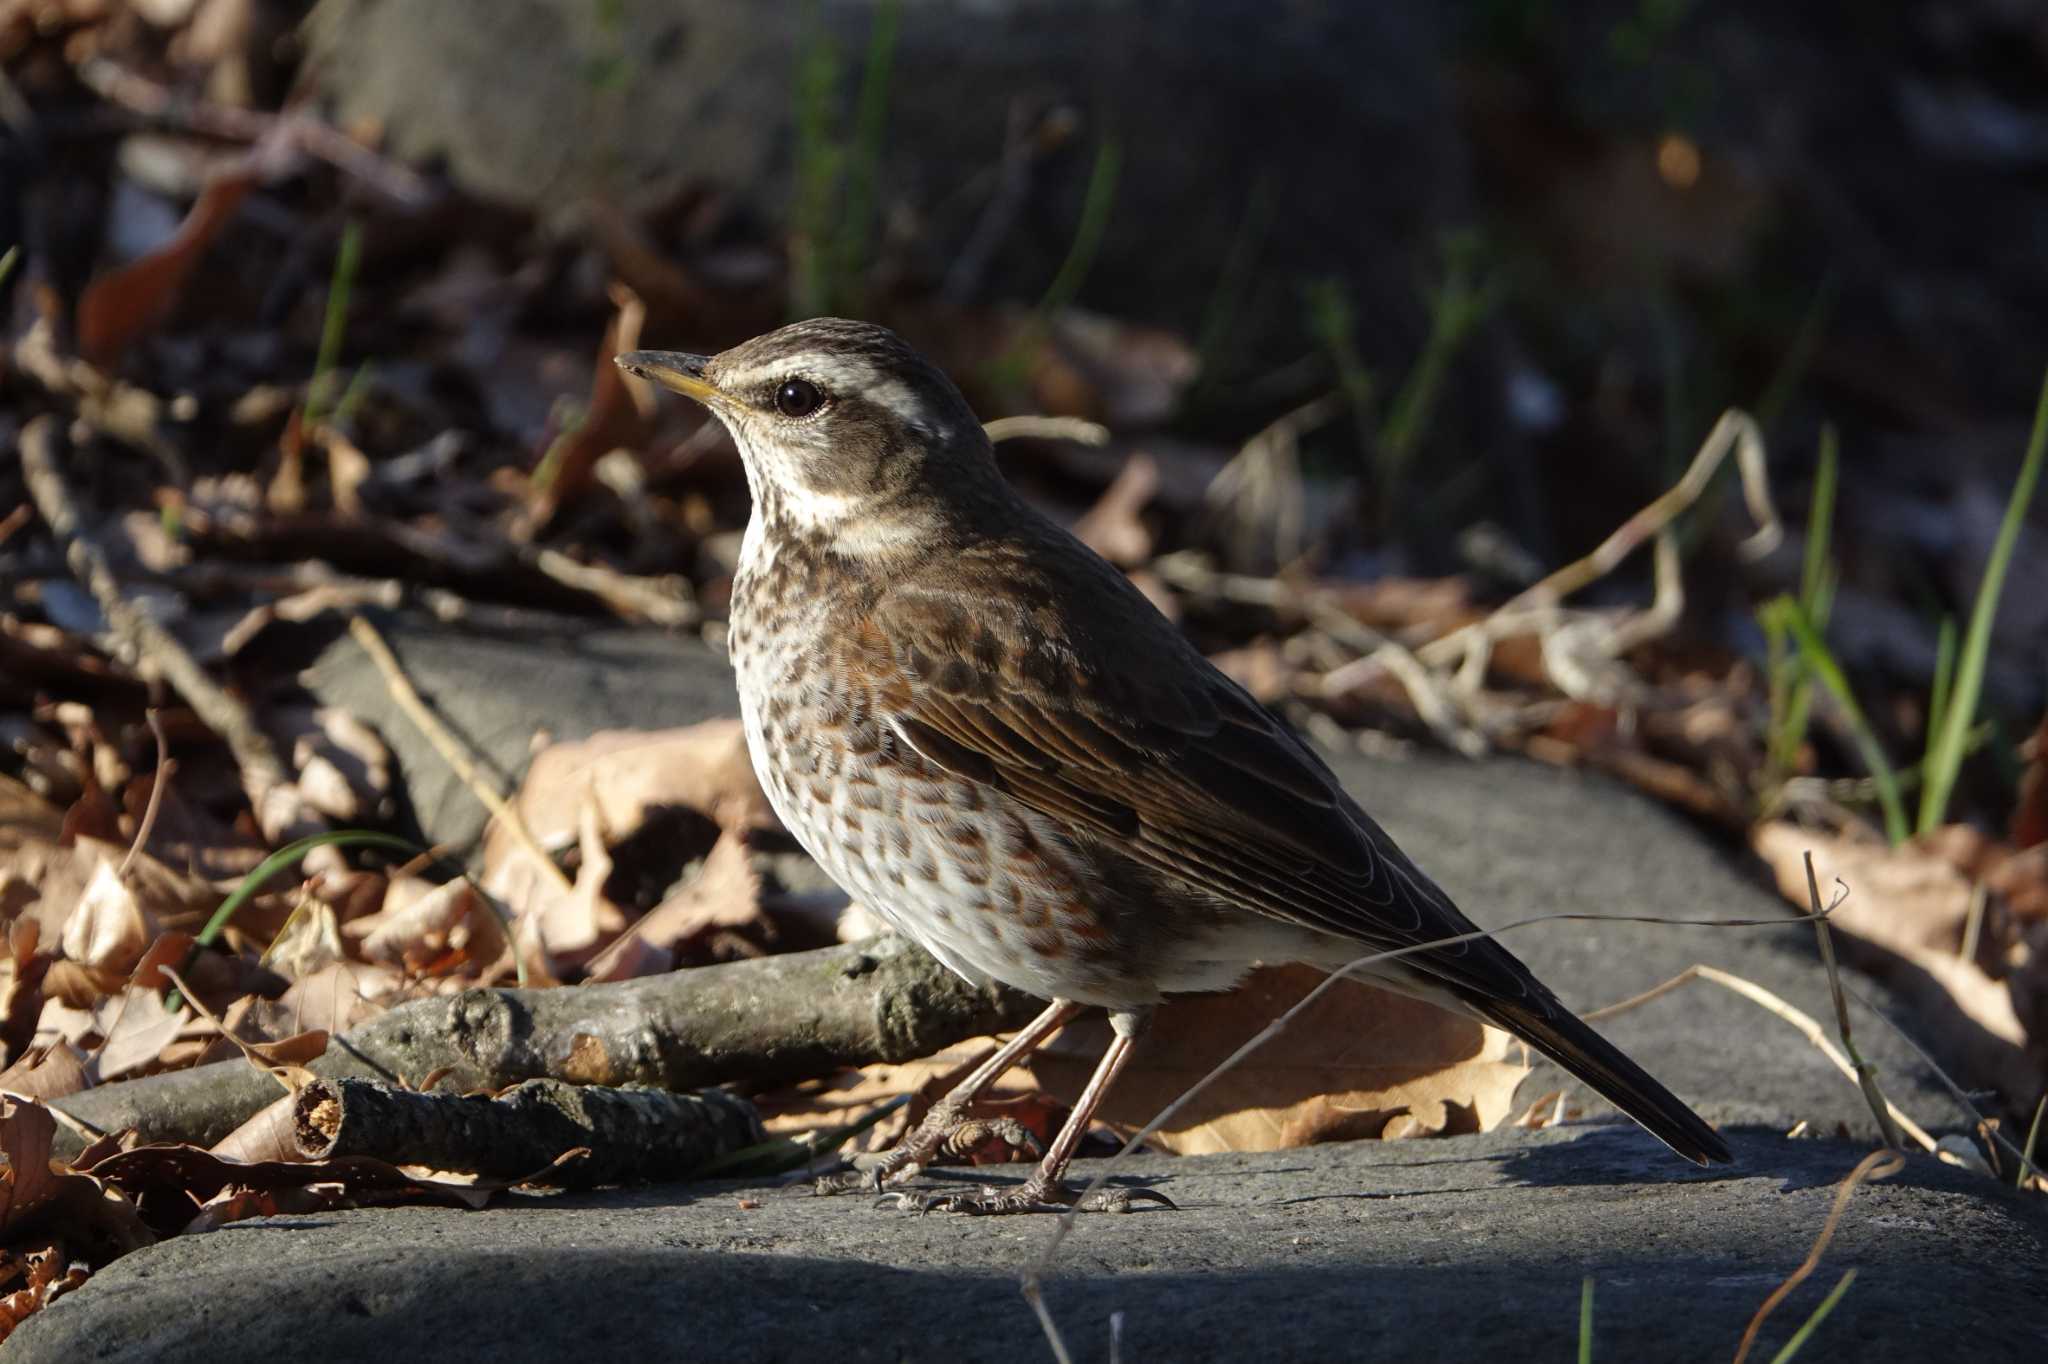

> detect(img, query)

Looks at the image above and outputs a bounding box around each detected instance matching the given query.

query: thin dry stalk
[1153,553,1482,754]
[983,415,1111,446]
[344,614,574,900]
[1730,1147,1903,1364]
[1419,409,1781,686]
[525,548,696,627]
[1582,965,1936,1154]
[1839,980,2045,1186]
[1801,854,1905,1149]
[117,710,175,880]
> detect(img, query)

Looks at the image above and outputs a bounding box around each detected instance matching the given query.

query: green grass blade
[1192,178,1274,389]
[1767,1268,1856,1364]
[1766,427,1843,786]
[1754,273,1839,435]
[196,830,421,949]
[172,829,530,1008]
[789,0,843,320]
[1917,365,2048,833]
[1577,1276,1595,1364]
[167,830,424,1012]
[1768,597,1908,843]
[1925,615,1957,756]
[305,219,363,424]
[1378,231,1499,515]
[831,0,900,308]
[1036,136,1121,323]
[990,136,1121,386]
[1800,425,1838,610]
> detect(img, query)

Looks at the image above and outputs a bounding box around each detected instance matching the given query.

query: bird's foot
[812,1155,918,1197]
[876,1178,1175,1216]
[812,1114,1039,1196]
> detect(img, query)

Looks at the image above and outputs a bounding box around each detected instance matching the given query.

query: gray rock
[301,615,738,852]
[19,616,2026,1359]
[302,615,1972,1141]
[13,1128,2045,1362]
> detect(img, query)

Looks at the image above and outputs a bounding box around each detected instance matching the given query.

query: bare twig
[1418,409,1781,689]
[343,614,575,899]
[1802,855,1905,1148]
[983,415,1111,446]
[75,57,431,206]
[525,548,698,627]
[20,417,310,842]
[13,320,190,482]
[116,709,175,880]
[1731,1147,1903,1364]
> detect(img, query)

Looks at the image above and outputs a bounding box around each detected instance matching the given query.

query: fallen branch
[294,1077,762,1187]
[50,936,1037,1159]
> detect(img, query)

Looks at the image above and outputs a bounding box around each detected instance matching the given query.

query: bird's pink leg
[816,998,1083,1194]
[889,1009,1175,1214]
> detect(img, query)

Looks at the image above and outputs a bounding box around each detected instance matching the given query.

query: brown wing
[841,555,1535,1007]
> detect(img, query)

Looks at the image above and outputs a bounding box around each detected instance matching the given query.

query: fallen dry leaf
[538,799,628,960]
[1023,965,1530,1154]
[484,720,776,948]
[75,164,258,367]
[0,1096,154,1261]
[526,282,653,519]
[257,959,403,1039]
[58,861,155,978]
[0,920,50,1067]
[0,1242,91,1342]
[207,1092,302,1164]
[584,831,767,980]
[78,1142,495,1239]
[1,833,215,953]
[354,875,497,973]
[1751,822,2037,1100]
[0,1045,89,1104]
[2015,708,2048,850]
[90,989,191,1083]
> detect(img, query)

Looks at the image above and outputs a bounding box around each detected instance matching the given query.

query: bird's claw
[814,1157,926,1197]
[875,1183,1175,1215]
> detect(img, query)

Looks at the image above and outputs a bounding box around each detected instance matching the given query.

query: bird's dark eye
[773,378,825,418]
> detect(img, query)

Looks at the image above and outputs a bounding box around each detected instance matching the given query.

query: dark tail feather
[1479,997,1732,1165]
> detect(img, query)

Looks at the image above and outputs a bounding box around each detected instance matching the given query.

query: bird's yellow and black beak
[615,350,721,405]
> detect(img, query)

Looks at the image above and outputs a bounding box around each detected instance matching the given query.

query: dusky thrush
[618,319,1731,1214]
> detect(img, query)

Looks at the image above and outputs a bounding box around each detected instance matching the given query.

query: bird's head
[618,318,995,550]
